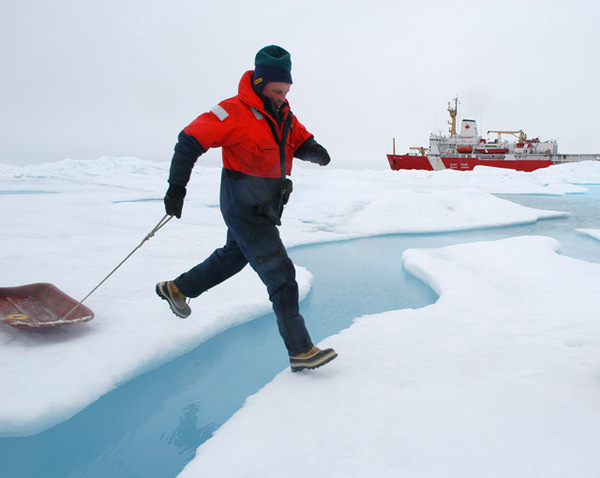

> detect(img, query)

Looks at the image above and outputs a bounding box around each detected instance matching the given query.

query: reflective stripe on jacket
[183,70,313,179]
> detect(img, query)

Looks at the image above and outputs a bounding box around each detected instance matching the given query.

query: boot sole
[290,348,338,372]
[155,282,191,318]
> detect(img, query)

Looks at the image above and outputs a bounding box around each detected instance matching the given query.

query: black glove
[164,183,186,218]
[295,137,331,166]
[310,143,331,166]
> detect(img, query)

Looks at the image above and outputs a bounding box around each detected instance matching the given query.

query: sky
[2,0,600,169]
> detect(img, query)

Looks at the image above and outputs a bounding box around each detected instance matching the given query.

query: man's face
[261,82,291,108]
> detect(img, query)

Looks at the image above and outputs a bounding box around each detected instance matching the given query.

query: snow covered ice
[2,158,600,477]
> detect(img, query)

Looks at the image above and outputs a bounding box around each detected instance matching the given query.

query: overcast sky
[2,0,599,169]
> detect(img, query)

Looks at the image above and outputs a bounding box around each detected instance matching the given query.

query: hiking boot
[156,281,191,318]
[290,346,338,372]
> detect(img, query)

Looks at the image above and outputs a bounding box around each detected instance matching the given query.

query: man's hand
[310,143,331,166]
[164,183,186,218]
[295,138,331,166]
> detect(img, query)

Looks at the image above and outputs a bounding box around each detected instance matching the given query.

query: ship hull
[387,154,553,172]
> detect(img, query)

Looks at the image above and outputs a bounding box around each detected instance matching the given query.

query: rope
[62,214,174,320]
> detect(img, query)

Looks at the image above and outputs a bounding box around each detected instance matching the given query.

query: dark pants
[174,171,314,356]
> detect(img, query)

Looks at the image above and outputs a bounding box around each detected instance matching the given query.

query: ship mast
[448,97,458,137]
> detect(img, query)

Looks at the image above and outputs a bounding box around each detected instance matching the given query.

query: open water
[1,187,599,477]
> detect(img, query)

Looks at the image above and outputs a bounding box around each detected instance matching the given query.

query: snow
[2,159,600,476]
[578,229,600,242]
[181,234,600,477]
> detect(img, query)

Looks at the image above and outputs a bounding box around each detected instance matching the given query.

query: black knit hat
[252,45,293,94]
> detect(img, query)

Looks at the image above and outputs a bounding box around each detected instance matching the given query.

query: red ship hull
[387,154,553,172]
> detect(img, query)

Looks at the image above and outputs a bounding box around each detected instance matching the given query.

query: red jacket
[183,70,313,179]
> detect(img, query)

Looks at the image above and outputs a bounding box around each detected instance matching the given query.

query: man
[156,45,337,372]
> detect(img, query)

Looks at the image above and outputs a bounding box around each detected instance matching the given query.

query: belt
[223,168,247,179]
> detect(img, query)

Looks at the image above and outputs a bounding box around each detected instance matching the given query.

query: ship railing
[552,154,600,164]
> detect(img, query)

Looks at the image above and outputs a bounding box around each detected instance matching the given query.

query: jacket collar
[238,70,290,117]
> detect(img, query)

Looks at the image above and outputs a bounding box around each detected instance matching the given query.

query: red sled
[0,283,94,330]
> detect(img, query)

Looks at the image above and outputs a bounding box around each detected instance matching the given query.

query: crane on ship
[487,130,528,143]
[409,147,429,156]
